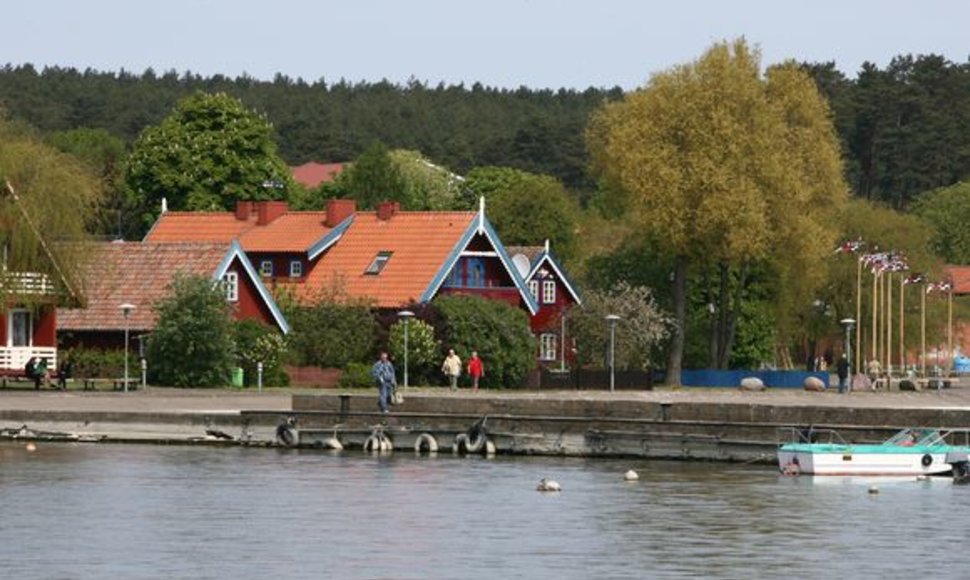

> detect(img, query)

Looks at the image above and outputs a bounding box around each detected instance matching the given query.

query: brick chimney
[376,200,400,221]
[256,201,289,226]
[235,201,255,221]
[325,199,357,227]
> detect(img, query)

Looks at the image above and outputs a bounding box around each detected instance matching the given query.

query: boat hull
[778,447,953,476]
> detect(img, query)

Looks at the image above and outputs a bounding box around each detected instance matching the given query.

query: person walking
[468,351,484,392]
[837,354,850,394]
[442,349,462,391]
[371,352,397,413]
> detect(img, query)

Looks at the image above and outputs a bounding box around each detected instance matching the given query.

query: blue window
[467,258,485,288]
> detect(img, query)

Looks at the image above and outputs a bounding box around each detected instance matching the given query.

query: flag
[904,273,926,285]
[834,238,866,254]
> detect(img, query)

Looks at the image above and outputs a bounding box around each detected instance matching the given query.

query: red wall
[231,263,276,327]
[248,253,306,281]
[0,306,57,347]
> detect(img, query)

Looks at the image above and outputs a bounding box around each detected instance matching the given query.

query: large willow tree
[0,116,101,307]
[588,39,848,384]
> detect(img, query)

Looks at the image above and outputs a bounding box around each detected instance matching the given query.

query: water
[2,443,969,580]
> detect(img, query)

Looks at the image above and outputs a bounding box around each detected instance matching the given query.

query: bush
[434,295,536,388]
[284,283,377,369]
[338,362,375,389]
[234,319,289,387]
[146,274,236,387]
[388,318,438,385]
[63,347,125,378]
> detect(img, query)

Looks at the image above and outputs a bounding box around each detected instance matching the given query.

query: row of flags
[834,238,953,293]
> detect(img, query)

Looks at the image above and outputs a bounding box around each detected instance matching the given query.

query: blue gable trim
[307,215,354,261]
[212,240,291,334]
[421,213,539,315]
[527,251,582,305]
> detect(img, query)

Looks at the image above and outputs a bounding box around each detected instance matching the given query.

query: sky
[3,0,969,90]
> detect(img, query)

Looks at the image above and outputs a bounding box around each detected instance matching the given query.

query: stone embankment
[4,386,970,461]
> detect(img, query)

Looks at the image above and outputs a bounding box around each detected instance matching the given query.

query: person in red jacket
[468,351,484,391]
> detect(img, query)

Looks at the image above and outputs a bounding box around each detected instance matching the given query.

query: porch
[0,346,57,373]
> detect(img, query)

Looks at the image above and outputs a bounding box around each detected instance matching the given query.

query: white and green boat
[778,427,970,476]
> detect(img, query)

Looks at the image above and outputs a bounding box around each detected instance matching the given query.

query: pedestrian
[371,352,397,413]
[468,351,484,392]
[442,348,462,391]
[837,354,850,394]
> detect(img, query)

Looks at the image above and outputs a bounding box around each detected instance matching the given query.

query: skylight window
[364,251,393,275]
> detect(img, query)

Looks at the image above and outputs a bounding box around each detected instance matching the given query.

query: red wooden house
[1,270,61,373]
[57,241,288,351]
[144,198,581,362]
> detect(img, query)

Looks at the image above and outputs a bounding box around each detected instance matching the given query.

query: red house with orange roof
[290,162,347,189]
[144,198,581,364]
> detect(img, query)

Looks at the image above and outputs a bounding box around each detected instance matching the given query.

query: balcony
[0,346,57,372]
[0,271,57,296]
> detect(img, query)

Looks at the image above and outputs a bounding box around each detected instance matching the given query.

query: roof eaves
[482,216,539,315]
[420,218,478,303]
[307,214,354,261]
[212,240,291,334]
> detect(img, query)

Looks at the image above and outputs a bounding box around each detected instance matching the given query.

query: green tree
[466,166,581,262]
[588,39,847,382]
[0,116,101,307]
[389,149,465,210]
[283,282,377,369]
[147,274,236,387]
[233,319,289,387]
[434,295,535,388]
[333,141,406,209]
[911,181,970,264]
[124,92,293,229]
[388,318,439,384]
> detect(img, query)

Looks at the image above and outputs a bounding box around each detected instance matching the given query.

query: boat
[777,427,970,476]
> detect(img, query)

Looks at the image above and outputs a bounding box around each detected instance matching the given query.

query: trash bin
[231,367,244,388]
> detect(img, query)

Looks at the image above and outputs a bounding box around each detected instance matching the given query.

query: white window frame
[540,333,557,361]
[542,280,556,304]
[289,260,303,278]
[528,280,539,300]
[259,260,274,277]
[224,271,239,302]
[7,309,32,347]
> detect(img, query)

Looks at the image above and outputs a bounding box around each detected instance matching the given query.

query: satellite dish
[512,254,531,278]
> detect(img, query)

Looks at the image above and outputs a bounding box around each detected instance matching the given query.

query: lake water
[2,442,969,579]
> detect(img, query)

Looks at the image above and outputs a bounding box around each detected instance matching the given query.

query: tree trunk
[715,263,730,368]
[664,255,688,386]
[719,263,747,368]
[705,269,718,368]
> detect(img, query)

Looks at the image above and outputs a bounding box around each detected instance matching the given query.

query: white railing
[0,271,56,295]
[0,347,57,372]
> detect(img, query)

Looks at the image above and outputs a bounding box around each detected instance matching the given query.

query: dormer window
[365,251,392,275]
[289,260,303,278]
[542,280,556,304]
[259,260,273,277]
[223,271,239,302]
[528,280,539,301]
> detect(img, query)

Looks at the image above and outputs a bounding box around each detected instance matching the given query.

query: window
[445,262,462,287]
[542,280,556,304]
[468,258,485,288]
[528,280,539,300]
[223,272,239,302]
[8,309,31,347]
[289,260,303,278]
[259,260,273,277]
[540,333,557,361]
[364,251,392,275]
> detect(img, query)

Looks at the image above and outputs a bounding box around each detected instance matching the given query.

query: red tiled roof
[57,242,229,331]
[297,211,475,307]
[946,265,970,294]
[291,162,347,189]
[145,211,333,253]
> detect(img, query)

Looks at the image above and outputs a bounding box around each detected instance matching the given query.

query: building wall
[0,306,57,348]
[230,263,276,328]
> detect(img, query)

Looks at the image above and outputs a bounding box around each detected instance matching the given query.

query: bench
[112,378,139,391]
[1,373,34,388]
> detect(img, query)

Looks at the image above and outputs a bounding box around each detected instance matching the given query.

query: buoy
[321,437,343,451]
[916,475,929,481]
[484,439,497,457]
[25,442,37,452]
[537,478,561,492]
[624,470,639,482]
[868,485,879,494]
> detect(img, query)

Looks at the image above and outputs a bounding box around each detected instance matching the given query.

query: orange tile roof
[299,211,475,307]
[145,211,333,253]
[58,242,229,331]
[291,162,347,188]
[946,265,970,294]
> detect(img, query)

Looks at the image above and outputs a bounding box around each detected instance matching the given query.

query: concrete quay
[4,386,970,462]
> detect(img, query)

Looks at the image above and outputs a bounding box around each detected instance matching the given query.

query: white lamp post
[120,303,135,393]
[606,314,621,392]
[398,310,414,390]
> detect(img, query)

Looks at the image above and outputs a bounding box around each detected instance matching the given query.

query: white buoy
[322,437,343,451]
[624,470,639,482]
[537,478,561,492]
[916,475,929,481]
[868,485,879,494]
[25,442,37,452]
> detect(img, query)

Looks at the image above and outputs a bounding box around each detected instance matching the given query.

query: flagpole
[856,258,862,380]
[899,276,905,372]
[948,286,954,375]
[921,286,927,376]
[871,270,878,366]
[887,272,893,374]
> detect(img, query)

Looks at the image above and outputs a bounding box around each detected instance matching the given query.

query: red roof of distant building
[946,265,970,294]
[291,162,347,189]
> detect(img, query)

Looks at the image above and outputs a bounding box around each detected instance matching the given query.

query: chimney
[325,198,357,227]
[256,200,289,226]
[377,200,400,221]
[235,200,255,221]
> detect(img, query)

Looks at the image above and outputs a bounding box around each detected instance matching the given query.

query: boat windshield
[885,428,943,447]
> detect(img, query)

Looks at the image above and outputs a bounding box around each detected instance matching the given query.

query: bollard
[140,358,147,389]
[257,361,263,393]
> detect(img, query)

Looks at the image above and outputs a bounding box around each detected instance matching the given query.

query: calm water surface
[1,442,969,579]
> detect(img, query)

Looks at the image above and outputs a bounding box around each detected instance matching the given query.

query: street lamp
[606,314,621,392]
[120,303,135,393]
[398,310,414,390]
[841,318,855,381]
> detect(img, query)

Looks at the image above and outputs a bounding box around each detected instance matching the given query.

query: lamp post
[119,303,135,393]
[841,318,855,379]
[606,314,621,392]
[398,310,414,390]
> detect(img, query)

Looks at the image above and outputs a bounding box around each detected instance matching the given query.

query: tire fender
[414,433,438,453]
